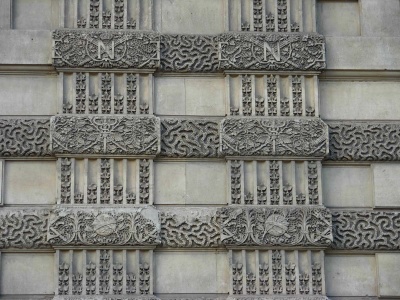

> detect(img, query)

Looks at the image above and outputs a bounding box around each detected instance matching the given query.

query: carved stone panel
[50,115,160,155]
[220,118,328,157]
[328,122,400,161]
[218,33,326,71]
[161,118,220,157]
[219,206,332,247]
[47,206,160,246]
[332,211,400,250]
[160,208,221,247]
[0,119,51,157]
[0,209,50,249]
[53,30,160,69]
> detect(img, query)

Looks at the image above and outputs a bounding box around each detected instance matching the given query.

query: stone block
[377,253,400,297]
[0,30,52,65]
[325,37,400,70]
[4,160,56,205]
[322,166,373,208]
[155,0,225,34]
[153,251,229,293]
[325,255,377,297]
[12,0,58,30]
[320,81,400,120]
[0,75,57,116]
[154,76,225,116]
[154,161,226,205]
[373,163,400,207]
[317,0,360,36]
[360,0,400,37]
[0,252,54,294]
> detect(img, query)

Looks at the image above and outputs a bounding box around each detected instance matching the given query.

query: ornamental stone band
[50,115,160,155]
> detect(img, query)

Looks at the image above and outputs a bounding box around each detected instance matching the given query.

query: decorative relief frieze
[160,208,221,247]
[53,30,160,69]
[0,118,51,157]
[218,33,325,71]
[219,207,332,247]
[227,297,328,300]
[54,297,159,300]
[160,35,219,72]
[160,119,220,157]
[50,115,160,155]
[328,122,400,161]
[221,118,328,157]
[0,209,50,249]
[47,207,160,246]
[332,211,400,250]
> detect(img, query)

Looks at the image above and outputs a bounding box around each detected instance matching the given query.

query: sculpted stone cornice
[328,122,400,161]
[220,117,329,158]
[219,206,332,247]
[332,210,400,250]
[0,208,50,249]
[53,296,160,300]
[52,296,329,300]
[50,115,160,156]
[47,206,160,246]
[53,30,160,69]
[52,30,325,72]
[160,118,221,158]
[0,118,51,157]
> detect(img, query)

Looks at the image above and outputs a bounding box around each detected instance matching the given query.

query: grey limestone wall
[0,1,399,300]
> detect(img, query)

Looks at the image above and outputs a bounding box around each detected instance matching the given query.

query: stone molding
[0,118,51,157]
[52,296,328,300]
[53,30,160,69]
[53,296,160,300]
[53,30,325,72]
[47,206,160,246]
[332,210,400,250]
[50,115,160,156]
[328,122,400,161]
[220,206,332,247]
[220,118,329,158]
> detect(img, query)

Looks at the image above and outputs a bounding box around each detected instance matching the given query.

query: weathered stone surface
[218,32,326,71]
[160,208,221,247]
[47,206,160,246]
[50,115,160,155]
[53,30,160,69]
[221,118,328,157]
[161,118,220,157]
[332,210,400,250]
[227,297,328,300]
[328,122,400,161]
[53,296,160,300]
[0,118,51,157]
[0,209,50,249]
[219,206,332,247]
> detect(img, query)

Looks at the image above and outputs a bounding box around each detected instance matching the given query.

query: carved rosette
[47,207,160,246]
[219,206,332,247]
[53,30,160,69]
[50,115,160,155]
[218,32,326,71]
[220,117,329,157]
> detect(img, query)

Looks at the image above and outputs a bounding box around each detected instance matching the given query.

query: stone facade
[0,0,399,299]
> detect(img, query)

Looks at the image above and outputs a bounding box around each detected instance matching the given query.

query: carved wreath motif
[221,118,328,157]
[50,115,160,155]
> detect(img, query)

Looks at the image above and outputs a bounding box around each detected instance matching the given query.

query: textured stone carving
[220,118,328,157]
[54,297,160,300]
[0,209,50,249]
[227,297,328,300]
[47,207,160,246]
[160,35,219,72]
[332,211,400,250]
[161,118,220,157]
[139,159,151,204]
[218,33,325,71]
[219,207,332,247]
[0,118,51,157]
[51,115,160,155]
[328,122,400,161]
[53,30,160,69]
[160,208,221,247]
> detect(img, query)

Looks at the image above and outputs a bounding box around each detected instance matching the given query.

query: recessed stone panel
[373,163,400,207]
[377,253,400,297]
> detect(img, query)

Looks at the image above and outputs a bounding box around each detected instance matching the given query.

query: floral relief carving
[50,115,160,155]
[220,117,328,157]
